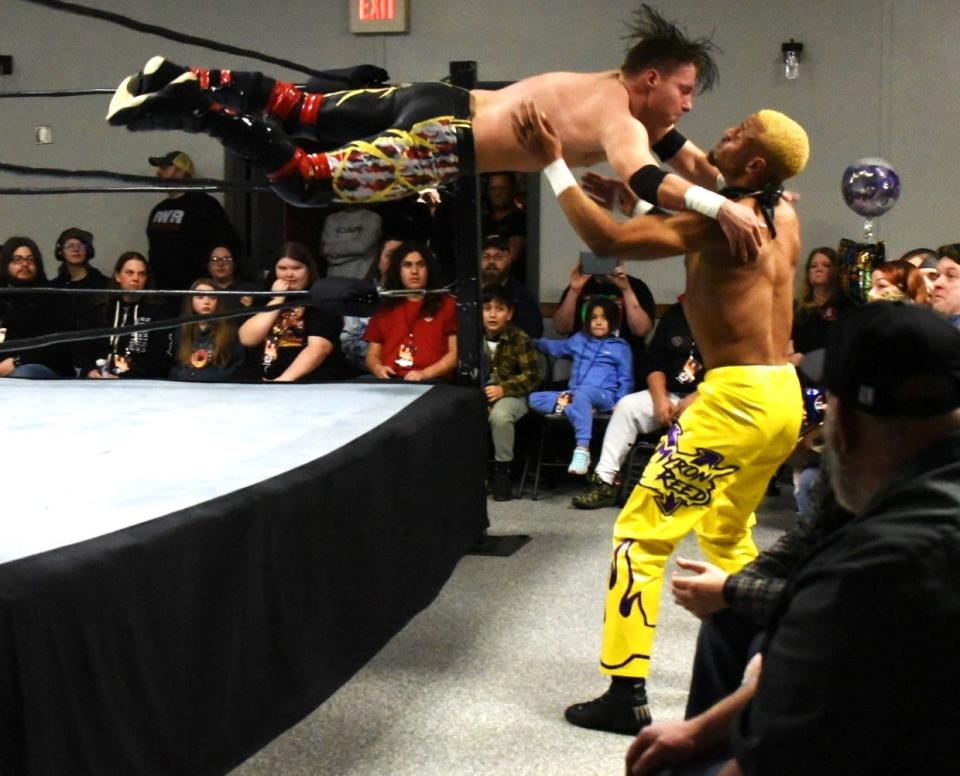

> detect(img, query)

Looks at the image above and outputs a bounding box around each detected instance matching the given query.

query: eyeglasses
[10,255,37,265]
[210,256,234,264]
[62,240,86,250]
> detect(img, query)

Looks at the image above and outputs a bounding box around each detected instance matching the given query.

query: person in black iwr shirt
[145,150,241,298]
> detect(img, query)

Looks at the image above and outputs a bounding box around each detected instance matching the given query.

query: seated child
[169,278,243,382]
[529,296,633,475]
[481,284,543,501]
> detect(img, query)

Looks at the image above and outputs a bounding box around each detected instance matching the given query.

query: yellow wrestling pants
[599,364,803,678]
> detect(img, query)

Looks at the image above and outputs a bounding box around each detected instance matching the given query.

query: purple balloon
[841,157,901,217]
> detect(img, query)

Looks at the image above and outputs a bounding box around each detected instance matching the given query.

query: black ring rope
[20,0,333,79]
[0,285,456,355]
[0,185,267,196]
[0,303,292,357]
[0,185,268,196]
[0,160,266,188]
[0,285,455,299]
[0,89,115,98]
[0,287,309,300]
[0,87,303,99]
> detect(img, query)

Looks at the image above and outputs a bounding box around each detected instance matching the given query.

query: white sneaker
[568,446,590,476]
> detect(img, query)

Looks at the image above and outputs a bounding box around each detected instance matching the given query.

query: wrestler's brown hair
[621,4,719,93]
[176,278,238,369]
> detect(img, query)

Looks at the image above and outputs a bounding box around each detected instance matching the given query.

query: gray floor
[232,477,796,776]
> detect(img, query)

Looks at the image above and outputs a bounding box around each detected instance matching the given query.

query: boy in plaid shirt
[482,285,543,501]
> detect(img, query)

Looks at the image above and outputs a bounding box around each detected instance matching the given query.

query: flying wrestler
[106,5,764,260]
[512,101,809,735]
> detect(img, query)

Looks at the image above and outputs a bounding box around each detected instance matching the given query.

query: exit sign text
[350,0,408,33]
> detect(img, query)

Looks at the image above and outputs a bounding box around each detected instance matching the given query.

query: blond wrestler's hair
[753,109,810,181]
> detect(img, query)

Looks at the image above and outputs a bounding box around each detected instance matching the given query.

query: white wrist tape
[716,173,727,191]
[632,199,655,216]
[544,158,577,196]
[684,185,726,219]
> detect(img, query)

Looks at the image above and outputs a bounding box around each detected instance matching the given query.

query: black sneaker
[564,690,652,735]
[107,70,203,128]
[138,56,189,95]
[492,464,512,501]
[572,473,617,509]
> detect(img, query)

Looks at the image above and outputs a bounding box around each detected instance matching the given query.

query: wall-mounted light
[781,39,803,80]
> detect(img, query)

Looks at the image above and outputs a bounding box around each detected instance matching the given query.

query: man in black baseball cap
[725,301,960,774]
[148,150,194,176]
[479,234,542,338]
[145,149,240,299]
[821,300,960,422]
[626,301,960,776]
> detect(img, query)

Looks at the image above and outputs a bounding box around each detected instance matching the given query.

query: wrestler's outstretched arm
[663,135,723,188]
[514,104,725,261]
[598,111,762,262]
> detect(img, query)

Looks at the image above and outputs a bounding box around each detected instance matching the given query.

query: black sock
[610,675,648,706]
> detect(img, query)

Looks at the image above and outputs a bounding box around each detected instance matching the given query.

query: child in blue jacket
[530,296,633,475]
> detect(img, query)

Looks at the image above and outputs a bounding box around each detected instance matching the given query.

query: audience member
[239,242,345,382]
[934,243,960,327]
[0,236,71,378]
[625,302,960,776]
[480,234,543,338]
[867,258,928,303]
[900,247,939,299]
[169,279,243,381]
[529,296,633,475]
[363,241,458,382]
[206,244,255,310]
[481,284,543,501]
[481,172,527,279]
[319,206,383,278]
[788,246,854,365]
[146,150,241,296]
[50,227,110,374]
[553,260,655,385]
[341,236,401,374]
[671,471,849,719]
[83,251,171,379]
[572,299,702,508]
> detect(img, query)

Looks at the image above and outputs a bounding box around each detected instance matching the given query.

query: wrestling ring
[0,3,501,773]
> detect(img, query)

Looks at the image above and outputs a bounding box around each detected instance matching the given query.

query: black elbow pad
[652,128,687,162]
[629,165,668,206]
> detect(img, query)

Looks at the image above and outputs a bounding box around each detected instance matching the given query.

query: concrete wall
[2,0,958,301]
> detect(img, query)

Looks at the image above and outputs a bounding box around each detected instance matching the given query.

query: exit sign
[350,0,409,33]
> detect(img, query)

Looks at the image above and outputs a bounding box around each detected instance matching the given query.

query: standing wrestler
[106,6,764,260]
[514,103,809,734]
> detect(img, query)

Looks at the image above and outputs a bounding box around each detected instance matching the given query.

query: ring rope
[0,285,455,299]
[0,285,456,355]
[0,160,266,188]
[0,184,268,196]
[21,0,334,79]
[0,88,115,98]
